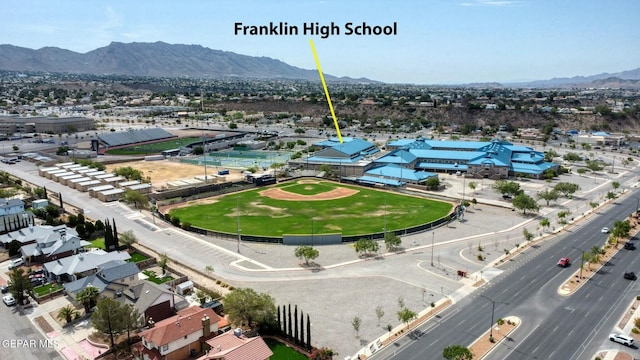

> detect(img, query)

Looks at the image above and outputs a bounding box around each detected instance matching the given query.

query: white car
[609,333,634,346]
[602,227,610,233]
[2,294,16,306]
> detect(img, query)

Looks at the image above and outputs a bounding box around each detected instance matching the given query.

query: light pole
[573,246,586,280]
[236,196,241,253]
[480,294,508,342]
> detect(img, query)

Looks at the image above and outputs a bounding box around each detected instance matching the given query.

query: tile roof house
[43,249,131,283]
[140,306,222,360]
[197,330,273,360]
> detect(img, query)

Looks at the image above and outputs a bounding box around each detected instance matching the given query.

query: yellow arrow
[309,39,343,143]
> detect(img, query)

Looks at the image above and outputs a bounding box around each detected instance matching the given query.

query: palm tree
[57,305,79,325]
[76,285,100,313]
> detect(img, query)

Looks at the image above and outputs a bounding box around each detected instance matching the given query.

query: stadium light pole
[236,196,241,253]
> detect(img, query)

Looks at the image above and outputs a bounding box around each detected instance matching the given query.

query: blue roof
[366,164,436,181]
[591,131,610,137]
[416,162,468,171]
[374,149,417,164]
[314,137,378,157]
[357,176,404,186]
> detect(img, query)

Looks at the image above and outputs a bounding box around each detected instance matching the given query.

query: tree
[397,307,417,329]
[612,181,620,192]
[192,145,204,155]
[223,288,277,330]
[91,297,126,349]
[122,189,149,209]
[8,267,32,306]
[57,305,79,325]
[354,238,379,257]
[158,253,169,275]
[425,176,440,191]
[122,304,143,351]
[443,345,473,360]
[536,189,560,206]
[585,160,605,172]
[553,182,580,198]
[76,285,101,313]
[468,181,477,195]
[563,152,582,163]
[612,220,632,243]
[493,180,521,197]
[523,228,534,241]
[512,193,540,214]
[294,245,319,265]
[375,306,385,326]
[384,232,402,251]
[352,316,362,338]
[540,218,550,232]
[119,230,137,250]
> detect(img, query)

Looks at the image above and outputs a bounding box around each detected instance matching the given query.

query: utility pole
[480,294,508,343]
[431,232,434,266]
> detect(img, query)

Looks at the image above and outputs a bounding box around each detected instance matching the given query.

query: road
[0,295,62,360]
[376,193,640,359]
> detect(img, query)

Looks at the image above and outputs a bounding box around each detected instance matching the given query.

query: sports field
[105,137,201,155]
[169,180,453,237]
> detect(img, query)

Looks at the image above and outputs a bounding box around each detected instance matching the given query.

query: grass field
[169,181,453,237]
[265,338,307,360]
[105,137,202,155]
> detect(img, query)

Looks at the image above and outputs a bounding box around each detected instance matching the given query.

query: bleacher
[98,128,176,147]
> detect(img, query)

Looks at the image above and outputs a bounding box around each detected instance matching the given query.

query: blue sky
[1,0,638,84]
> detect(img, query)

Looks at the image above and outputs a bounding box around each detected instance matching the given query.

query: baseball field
[168,180,453,237]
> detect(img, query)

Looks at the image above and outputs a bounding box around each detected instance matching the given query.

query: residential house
[139,306,222,360]
[0,198,34,234]
[20,226,88,263]
[115,280,188,325]
[197,329,273,360]
[64,260,140,297]
[43,250,131,283]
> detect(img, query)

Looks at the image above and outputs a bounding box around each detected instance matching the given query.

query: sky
[1,0,639,85]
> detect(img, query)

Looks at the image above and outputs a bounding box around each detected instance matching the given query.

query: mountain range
[0,41,638,87]
[0,41,376,83]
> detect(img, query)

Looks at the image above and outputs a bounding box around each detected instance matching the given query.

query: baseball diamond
[168,180,454,237]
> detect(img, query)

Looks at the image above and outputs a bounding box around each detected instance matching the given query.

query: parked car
[8,258,24,269]
[610,333,634,346]
[30,278,45,286]
[557,257,570,267]
[2,294,16,306]
[624,242,636,250]
[602,227,610,234]
[624,272,636,280]
[0,285,8,294]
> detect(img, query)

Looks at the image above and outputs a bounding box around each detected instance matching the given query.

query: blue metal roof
[314,137,378,157]
[374,149,417,164]
[366,164,436,181]
[416,162,468,171]
[357,176,405,186]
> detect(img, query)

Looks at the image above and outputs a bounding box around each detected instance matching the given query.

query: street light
[480,294,508,342]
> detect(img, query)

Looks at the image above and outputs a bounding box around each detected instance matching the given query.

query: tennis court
[180,149,293,169]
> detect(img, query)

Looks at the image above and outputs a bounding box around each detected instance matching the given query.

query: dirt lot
[105,159,244,190]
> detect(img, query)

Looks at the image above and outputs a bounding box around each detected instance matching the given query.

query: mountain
[0,42,378,83]
[505,68,640,88]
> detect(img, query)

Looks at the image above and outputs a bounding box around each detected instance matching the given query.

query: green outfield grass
[105,137,202,155]
[169,181,453,237]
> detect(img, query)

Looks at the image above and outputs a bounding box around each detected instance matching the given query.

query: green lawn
[143,270,174,284]
[105,137,202,155]
[33,283,64,297]
[85,238,105,250]
[170,181,452,237]
[265,338,308,360]
[128,252,149,263]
